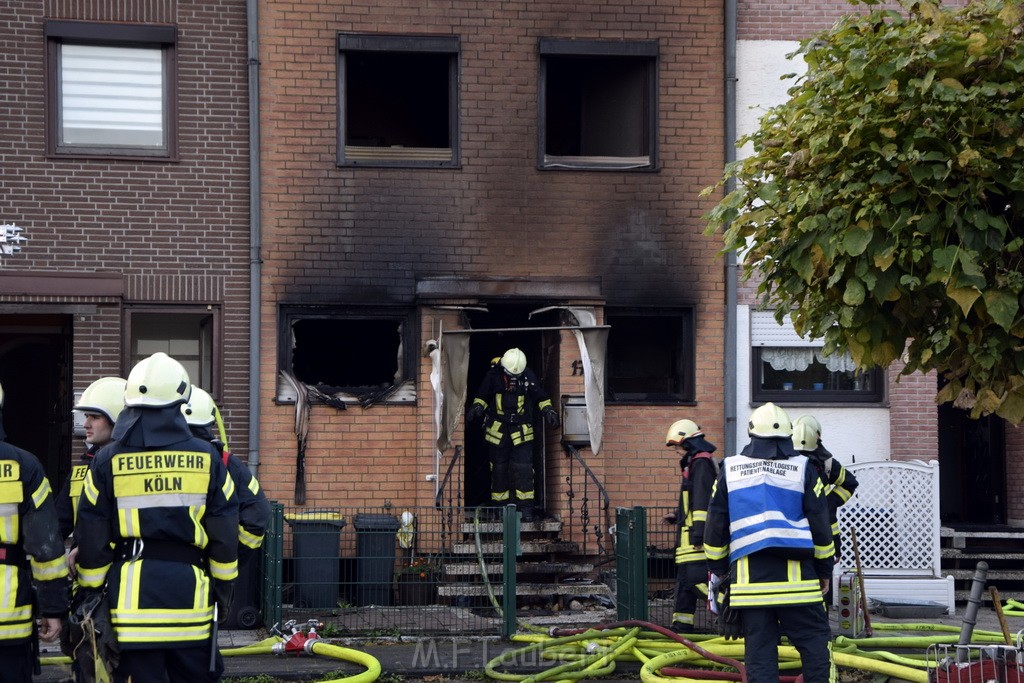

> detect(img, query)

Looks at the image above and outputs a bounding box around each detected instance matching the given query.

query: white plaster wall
[736,40,805,157]
[732,40,891,463]
[733,305,891,463]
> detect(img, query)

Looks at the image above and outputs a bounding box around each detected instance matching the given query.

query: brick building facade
[0,0,252,486]
[254,0,728,522]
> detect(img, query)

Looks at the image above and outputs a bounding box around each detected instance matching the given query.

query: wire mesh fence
[251,503,707,636]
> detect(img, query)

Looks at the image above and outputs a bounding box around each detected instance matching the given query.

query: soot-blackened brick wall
[256,0,728,512]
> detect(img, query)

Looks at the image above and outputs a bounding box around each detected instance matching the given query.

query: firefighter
[182,386,271,558]
[466,348,559,522]
[704,402,835,683]
[792,414,859,605]
[58,377,127,540]
[58,377,127,681]
[74,352,239,682]
[0,381,69,680]
[661,419,720,633]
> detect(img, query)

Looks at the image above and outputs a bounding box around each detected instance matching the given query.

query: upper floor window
[538,39,658,171]
[606,307,694,403]
[45,21,177,159]
[338,34,459,167]
[751,312,884,404]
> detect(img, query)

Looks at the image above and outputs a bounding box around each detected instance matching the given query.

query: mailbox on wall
[561,395,590,446]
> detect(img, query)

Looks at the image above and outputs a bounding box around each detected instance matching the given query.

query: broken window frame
[537,38,658,171]
[337,33,460,168]
[124,305,219,397]
[605,306,694,404]
[276,305,416,404]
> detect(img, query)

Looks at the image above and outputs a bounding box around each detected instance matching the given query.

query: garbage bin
[223,546,262,629]
[286,511,346,608]
[354,513,400,606]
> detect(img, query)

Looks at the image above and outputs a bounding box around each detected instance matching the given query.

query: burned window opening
[545,56,649,158]
[606,309,694,404]
[538,39,657,170]
[290,318,403,395]
[346,52,450,149]
[338,34,459,166]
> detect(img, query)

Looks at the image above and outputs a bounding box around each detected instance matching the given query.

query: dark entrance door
[0,314,74,486]
[938,400,1005,525]
[462,304,560,510]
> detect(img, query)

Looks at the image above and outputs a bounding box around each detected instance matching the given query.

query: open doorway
[462,303,561,509]
[0,314,74,486]
[938,400,1005,526]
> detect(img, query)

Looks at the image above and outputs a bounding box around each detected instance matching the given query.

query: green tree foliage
[704,0,1024,422]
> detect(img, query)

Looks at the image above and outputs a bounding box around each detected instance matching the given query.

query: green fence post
[615,506,648,621]
[261,502,284,630]
[502,504,520,638]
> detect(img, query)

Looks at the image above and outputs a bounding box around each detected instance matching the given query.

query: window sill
[540,154,654,171]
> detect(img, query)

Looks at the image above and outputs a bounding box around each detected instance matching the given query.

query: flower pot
[395,576,435,606]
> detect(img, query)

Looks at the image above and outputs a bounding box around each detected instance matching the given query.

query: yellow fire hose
[41,636,382,683]
[483,619,1017,683]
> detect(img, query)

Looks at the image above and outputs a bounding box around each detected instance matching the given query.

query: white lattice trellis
[834,459,955,613]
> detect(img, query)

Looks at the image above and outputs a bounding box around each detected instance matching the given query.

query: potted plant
[395,556,439,606]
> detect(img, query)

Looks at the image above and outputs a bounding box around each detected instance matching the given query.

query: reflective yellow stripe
[31,555,69,582]
[77,564,110,589]
[692,510,707,522]
[704,544,728,561]
[492,490,510,502]
[239,526,263,549]
[515,489,534,501]
[247,478,260,496]
[221,475,235,502]
[815,542,835,559]
[813,478,824,497]
[83,470,99,506]
[209,558,238,582]
[30,478,51,509]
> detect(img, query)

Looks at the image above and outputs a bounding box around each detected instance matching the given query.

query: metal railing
[252,502,694,636]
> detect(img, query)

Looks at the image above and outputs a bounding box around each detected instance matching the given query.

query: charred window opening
[606,308,694,404]
[338,34,459,167]
[539,39,657,170]
[279,307,415,402]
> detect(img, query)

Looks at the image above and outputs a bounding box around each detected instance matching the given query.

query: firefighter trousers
[672,560,707,621]
[115,644,223,683]
[488,438,534,505]
[741,603,833,683]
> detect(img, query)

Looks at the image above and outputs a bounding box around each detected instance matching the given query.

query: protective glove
[65,588,120,676]
[543,408,560,428]
[214,580,234,624]
[717,582,743,640]
[466,404,485,424]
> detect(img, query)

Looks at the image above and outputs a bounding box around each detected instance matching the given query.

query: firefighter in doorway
[74,352,238,681]
[792,414,858,606]
[467,348,559,522]
[661,419,720,633]
[704,402,835,683]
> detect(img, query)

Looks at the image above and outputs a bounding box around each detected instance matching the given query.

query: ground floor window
[751,311,883,403]
[605,307,694,403]
[126,307,216,394]
[277,305,415,403]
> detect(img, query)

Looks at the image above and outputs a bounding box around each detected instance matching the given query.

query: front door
[462,304,560,510]
[0,314,74,486]
[938,400,1005,525]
